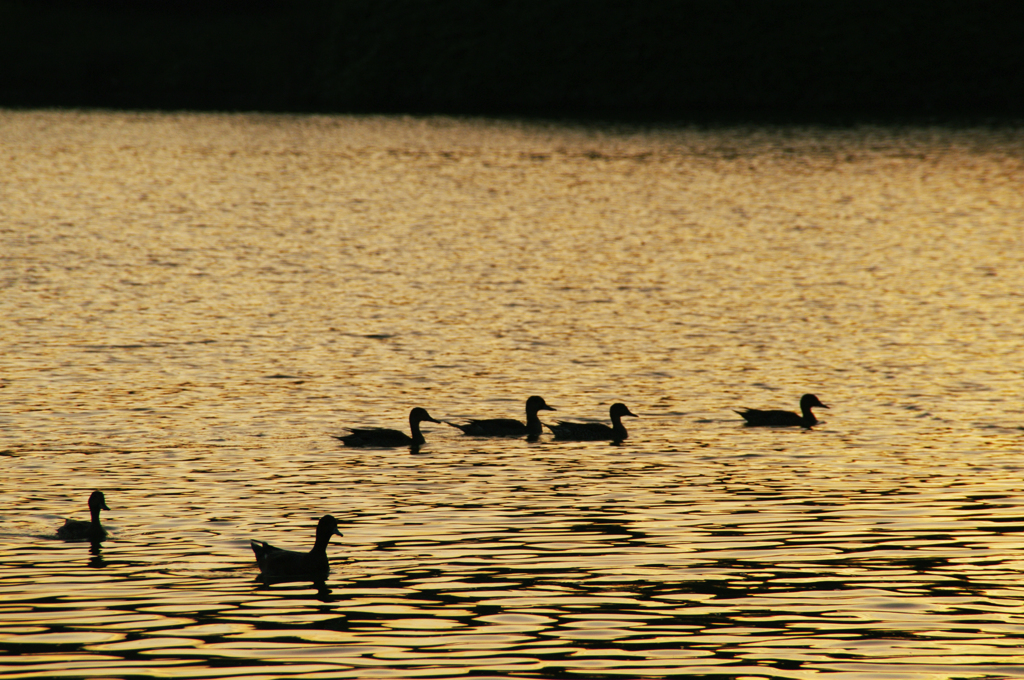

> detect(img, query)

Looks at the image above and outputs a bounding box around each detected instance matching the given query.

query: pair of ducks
[333,393,830,448]
[334,396,640,448]
[58,490,341,580]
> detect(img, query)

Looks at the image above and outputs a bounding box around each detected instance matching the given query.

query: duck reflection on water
[88,542,107,569]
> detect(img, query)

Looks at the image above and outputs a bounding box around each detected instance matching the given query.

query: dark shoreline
[2,1,1022,124]
[7,107,1024,134]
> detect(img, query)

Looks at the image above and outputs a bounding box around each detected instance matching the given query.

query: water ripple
[2,110,1024,678]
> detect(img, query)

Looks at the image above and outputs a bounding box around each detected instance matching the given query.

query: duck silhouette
[334,407,440,447]
[251,515,342,579]
[56,490,109,542]
[735,393,828,428]
[546,403,638,443]
[445,395,556,439]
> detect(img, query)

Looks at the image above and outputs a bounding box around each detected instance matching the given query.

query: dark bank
[2,0,1022,122]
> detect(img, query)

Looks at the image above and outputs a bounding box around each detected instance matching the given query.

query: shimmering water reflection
[4,443,1024,678]
[1,111,1023,678]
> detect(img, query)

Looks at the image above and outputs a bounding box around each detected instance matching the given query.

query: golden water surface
[1,110,1023,678]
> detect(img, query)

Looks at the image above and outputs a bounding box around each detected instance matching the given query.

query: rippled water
[2,110,1023,678]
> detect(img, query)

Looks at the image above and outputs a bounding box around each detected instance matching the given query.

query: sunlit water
[2,110,1023,678]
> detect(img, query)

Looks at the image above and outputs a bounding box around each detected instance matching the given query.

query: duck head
[526,395,556,413]
[89,490,110,513]
[409,407,441,425]
[610,403,639,419]
[317,514,343,540]
[800,394,828,410]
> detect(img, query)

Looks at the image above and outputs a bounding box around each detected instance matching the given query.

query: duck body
[56,490,109,542]
[335,407,440,447]
[735,393,828,428]
[337,428,420,447]
[547,403,638,443]
[447,395,556,438]
[251,514,342,579]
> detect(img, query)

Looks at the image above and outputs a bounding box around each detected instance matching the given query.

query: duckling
[735,393,828,428]
[446,395,556,438]
[251,514,342,579]
[334,407,440,447]
[546,403,638,443]
[56,490,109,542]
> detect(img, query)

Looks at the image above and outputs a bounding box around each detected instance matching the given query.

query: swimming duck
[56,490,109,542]
[446,395,556,438]
[251,514,342,579]
[735,393,828,428]
[546,403,638,443]
[334,407,441,447]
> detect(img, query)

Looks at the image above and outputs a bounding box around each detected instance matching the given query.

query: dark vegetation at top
[2,0,1022,123]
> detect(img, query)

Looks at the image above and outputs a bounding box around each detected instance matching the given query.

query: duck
[334,407,440,447]
[251,514,343,579]
[445,395,556,438]
[546,403,638,443]
[735,393,828,428]
[56,490,109,542]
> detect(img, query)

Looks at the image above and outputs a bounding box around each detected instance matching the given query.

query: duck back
[736,408,808,427]
[449,418,528,437]
[337,427,414,447]
[56,518,107,541]
[251,541,330,576]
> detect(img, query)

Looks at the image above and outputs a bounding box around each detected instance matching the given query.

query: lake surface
[2,110,1023,679]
